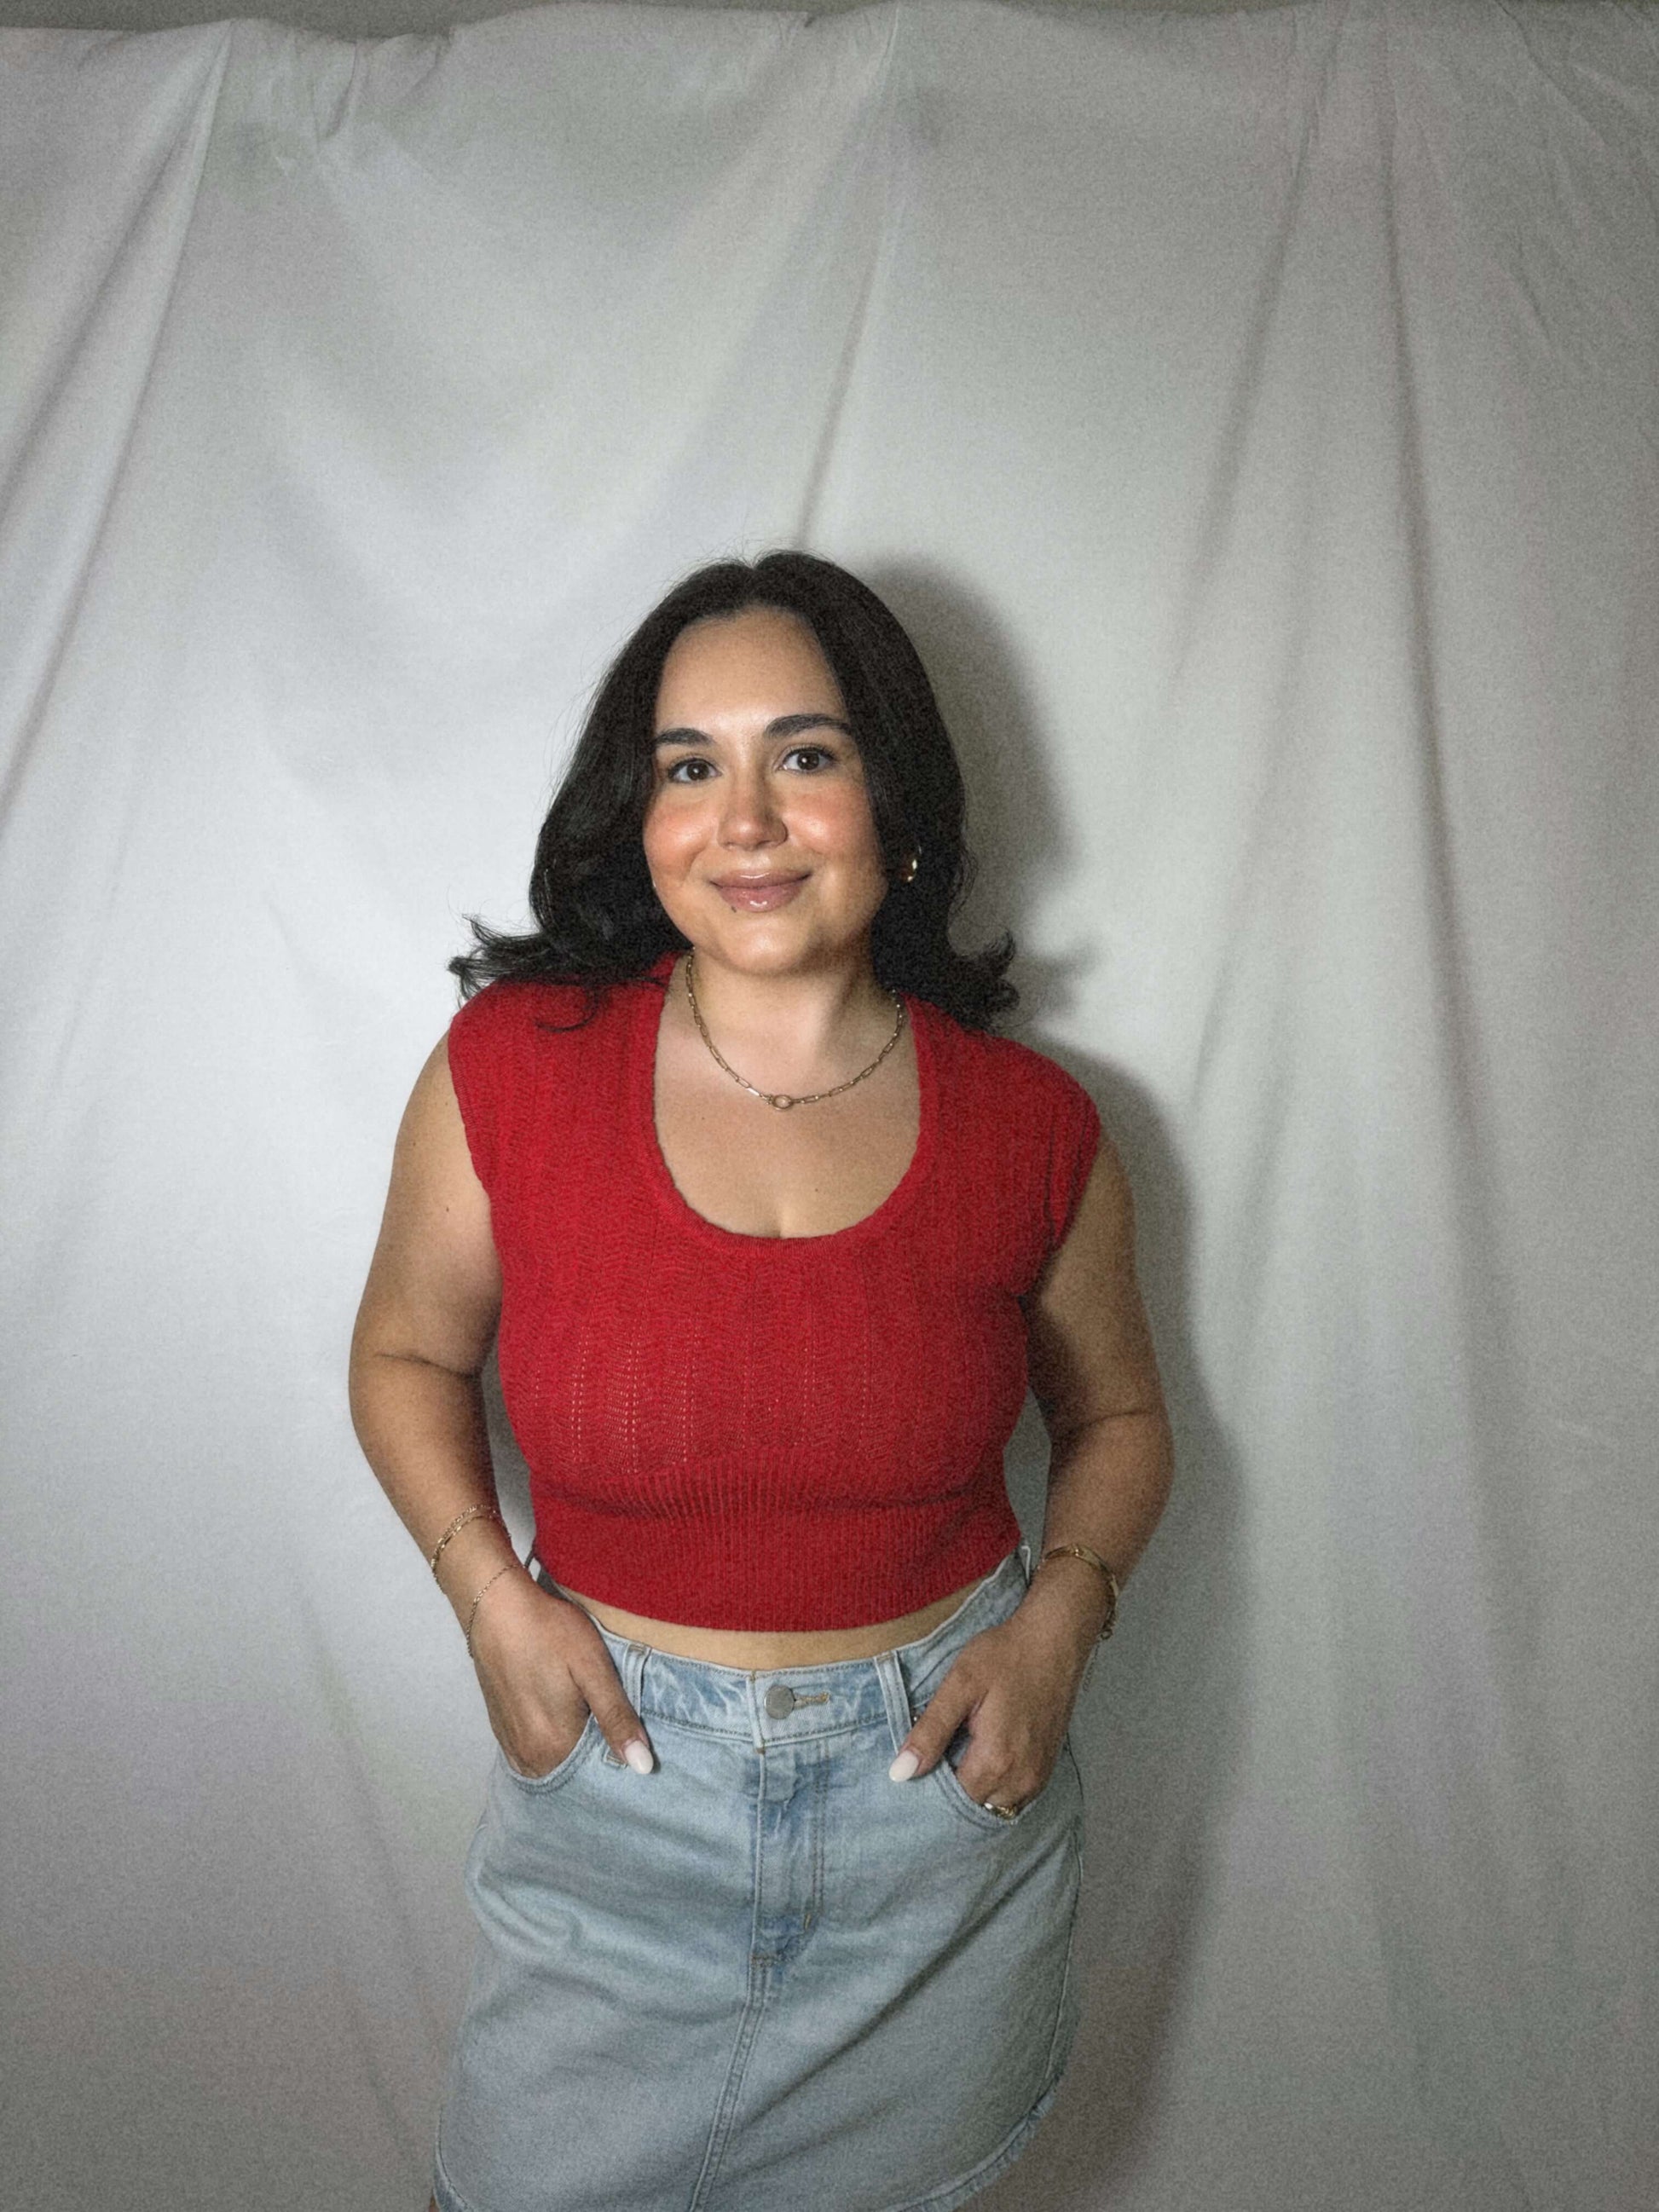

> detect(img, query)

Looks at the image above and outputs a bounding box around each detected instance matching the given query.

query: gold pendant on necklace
[682,947,901,1112]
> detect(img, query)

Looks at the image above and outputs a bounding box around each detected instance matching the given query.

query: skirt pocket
[930,1714,1078,1834]
[495,1710,601,1793]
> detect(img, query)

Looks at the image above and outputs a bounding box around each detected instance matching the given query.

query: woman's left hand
[889,1591,1098,1812]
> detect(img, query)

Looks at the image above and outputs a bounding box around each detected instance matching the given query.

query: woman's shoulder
[448,967,656,1056]
[918,1005,1101,1251]
[444,969,655,1187]
[922,1008,1103,1246]
[449,973,587,1037]
[921,999,1097,1123]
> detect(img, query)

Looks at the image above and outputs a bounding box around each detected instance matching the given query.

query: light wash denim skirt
[432,1542,1085,2212]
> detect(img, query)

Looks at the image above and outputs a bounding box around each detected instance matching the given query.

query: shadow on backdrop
[877,561,1245,2202]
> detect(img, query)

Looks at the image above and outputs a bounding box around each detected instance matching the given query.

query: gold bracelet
[464,1562,518,1658]
[429,1504,503,1579]
[1037,1542,1119,1640]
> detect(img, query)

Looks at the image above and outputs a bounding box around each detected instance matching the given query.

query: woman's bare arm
[349,1038,655,1777]
[889,1128,1174,1804]
[1020,1127,1175,1643]
[348,1037,514,1621]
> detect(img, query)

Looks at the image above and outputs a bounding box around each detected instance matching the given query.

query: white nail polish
[623,1739,655,1775]
[889,1749,920,1782]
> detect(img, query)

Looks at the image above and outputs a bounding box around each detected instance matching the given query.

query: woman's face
[644,606,892,976]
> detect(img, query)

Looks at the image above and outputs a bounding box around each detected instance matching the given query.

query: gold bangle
[464,1563,518,1658]
[1037,1542,1119,1640]
[429,1504,502,1579]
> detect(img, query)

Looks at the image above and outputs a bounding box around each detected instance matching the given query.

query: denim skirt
[432,1542,1085,2212]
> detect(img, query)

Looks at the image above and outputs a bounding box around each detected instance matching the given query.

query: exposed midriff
[545,1574,990,1666]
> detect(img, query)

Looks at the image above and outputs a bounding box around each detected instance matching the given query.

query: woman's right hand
[466,1570,655,1779]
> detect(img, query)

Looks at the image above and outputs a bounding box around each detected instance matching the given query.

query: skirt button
[764,1684,797,1718]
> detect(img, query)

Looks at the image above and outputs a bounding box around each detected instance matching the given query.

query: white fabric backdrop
[3,1,1656,2205]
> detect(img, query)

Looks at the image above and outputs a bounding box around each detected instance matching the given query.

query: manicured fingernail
[623,1739,655,1775]
[889,1749,920,1782]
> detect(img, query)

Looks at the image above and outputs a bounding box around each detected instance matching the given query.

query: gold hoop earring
[900,852,920,885]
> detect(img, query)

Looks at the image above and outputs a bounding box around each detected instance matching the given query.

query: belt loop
[603,1639,651,1766]
[873,1649,914,1755]
[743,1670,764,1752]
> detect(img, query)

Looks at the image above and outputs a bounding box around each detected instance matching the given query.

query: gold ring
[983,1799,1024,1821]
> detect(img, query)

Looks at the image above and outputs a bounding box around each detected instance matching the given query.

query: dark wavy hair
[449,550,1017,1030]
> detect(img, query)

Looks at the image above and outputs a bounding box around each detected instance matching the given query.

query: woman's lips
[715,875,807,910]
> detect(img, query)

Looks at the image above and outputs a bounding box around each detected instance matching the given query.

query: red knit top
[446,950,1101,1630]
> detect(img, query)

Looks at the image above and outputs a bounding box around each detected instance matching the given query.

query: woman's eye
[662,747,835,783]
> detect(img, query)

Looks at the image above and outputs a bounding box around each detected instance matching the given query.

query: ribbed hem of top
[527,1491,1023,1632]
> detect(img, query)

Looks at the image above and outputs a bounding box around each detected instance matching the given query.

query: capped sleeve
[1043,1062,1102,1256]
[446,983,519,1196]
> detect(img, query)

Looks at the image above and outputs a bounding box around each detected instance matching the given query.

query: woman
[349,551,1173,2212]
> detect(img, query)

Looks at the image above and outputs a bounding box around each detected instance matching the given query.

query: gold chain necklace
[683,950,906,1112]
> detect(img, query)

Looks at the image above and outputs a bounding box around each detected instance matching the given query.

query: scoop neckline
[632,950,937,1250]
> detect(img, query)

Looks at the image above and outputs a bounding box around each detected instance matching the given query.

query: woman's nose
[717,771,785,844]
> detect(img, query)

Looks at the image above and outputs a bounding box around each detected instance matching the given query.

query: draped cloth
[1,3,1654,2205]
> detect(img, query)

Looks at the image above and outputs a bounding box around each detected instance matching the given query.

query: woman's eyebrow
[652,713,855,747]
